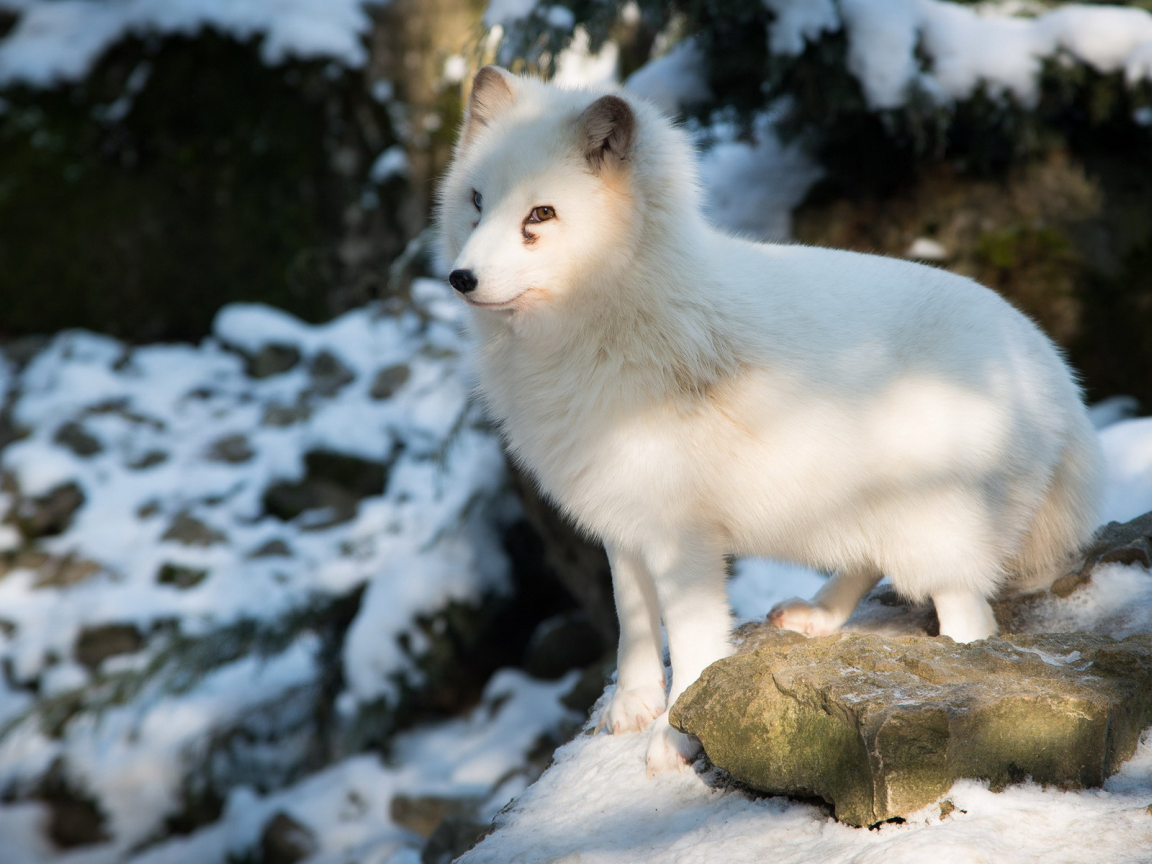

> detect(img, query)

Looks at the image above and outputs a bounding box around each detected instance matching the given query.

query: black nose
[449,269,478,294]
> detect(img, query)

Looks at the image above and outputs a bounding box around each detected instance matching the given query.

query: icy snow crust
[0,0,382,87]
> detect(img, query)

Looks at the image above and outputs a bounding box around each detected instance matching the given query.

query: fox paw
[645,712,700,777]
[768,598,841,637]
[596,682,667,735]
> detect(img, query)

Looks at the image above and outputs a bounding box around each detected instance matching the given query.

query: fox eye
[472,190,483,212]
[527,206,555,223]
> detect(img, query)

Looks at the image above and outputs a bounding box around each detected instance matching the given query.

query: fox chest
[494,392,716,538]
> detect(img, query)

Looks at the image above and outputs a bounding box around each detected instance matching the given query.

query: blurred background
[0,1,1150,862]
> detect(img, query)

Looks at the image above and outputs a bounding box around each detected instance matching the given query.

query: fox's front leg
[595,544,667,735]
[643,539,734,775]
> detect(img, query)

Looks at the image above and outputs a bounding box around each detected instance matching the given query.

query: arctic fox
[437,67,1104,774]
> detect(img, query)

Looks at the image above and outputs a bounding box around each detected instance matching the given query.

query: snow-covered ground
[462,719,1152,864]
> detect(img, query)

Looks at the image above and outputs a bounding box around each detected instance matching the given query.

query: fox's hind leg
[768,564,882,637]
[596,545,667,735]
[932,589,998,643]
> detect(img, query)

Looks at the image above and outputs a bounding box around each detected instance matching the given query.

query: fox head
[437,67,661,317]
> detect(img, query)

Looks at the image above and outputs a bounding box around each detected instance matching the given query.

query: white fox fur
[437,67,1104,774]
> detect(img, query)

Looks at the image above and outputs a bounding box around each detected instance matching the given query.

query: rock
[306,350,356,397]
[248,344,301,379]
[261,403,312,427]
[1052,511,1152,598]
[248,538,293,558]
[369,363,410,399]
[262,450,387,525]
[390,794,471,839]
[74,624,143,670]
[671,626,1152,827]
[161,513,226,547]
[560,653,615,716]
[38,764,109,849]
[53,422,102,457]
[204,433,254,464]
[32,555,102,589]
[15,482,85,539]
[156,564,209,589]
[509,467,617,644]
[522,612,604,680]
[421,808,489,864]
[126,449,168,470]
[259,811,317,864]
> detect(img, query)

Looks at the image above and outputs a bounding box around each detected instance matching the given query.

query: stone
[671,626,1152,827]
[248,538,293,558]
[422,811,489,864]
[74,624,143,670]
[126,449,168,470]
[32,555,102,589]
[204,434,254,464]
[369,363,410,399]
[261,403,311,427]
[38,764,109,849]
[53,421,102,457]
[521,612,604,680]
[156,563,209,589]
[259,811,317,864]
[390,794,471,839]
[161,513,226,547]
[248,344,301,379]
[508,466,617,644]
[262,449,387,525]
[1052,511,1152,598]
[15,482,85,539]
[306,350,356,397]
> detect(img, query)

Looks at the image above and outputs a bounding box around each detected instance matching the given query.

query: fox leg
[768,564,882,636]
[596,544,667,735]
[932,589,998,643]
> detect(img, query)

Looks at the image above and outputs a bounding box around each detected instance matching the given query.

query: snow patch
[0,0,381,87]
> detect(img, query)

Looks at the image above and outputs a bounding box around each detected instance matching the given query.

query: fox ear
[463,66,516,144]
[578,95,635,171]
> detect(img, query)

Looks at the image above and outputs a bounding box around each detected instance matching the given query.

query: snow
[905,237,948,261]
[551,27,619,89]
[697,111,824,242]
[763,0,840,57]
[0,0,383,87]
[483,0,537,29]
[463,720,1152,863]
[114,668,578,864]
[0,280,516,857]
[767,0,1152,110]
[624,39,712,116]
[1099,416,1152,524]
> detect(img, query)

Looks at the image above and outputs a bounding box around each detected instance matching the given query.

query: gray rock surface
[671,626,1152,826]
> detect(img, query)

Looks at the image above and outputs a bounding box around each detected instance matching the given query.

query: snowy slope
[0,281,516,858]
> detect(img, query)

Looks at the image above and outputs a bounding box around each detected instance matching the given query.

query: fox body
[437,67,1104,773]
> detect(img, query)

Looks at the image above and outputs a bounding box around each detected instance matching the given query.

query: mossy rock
[671,627,1152,827]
